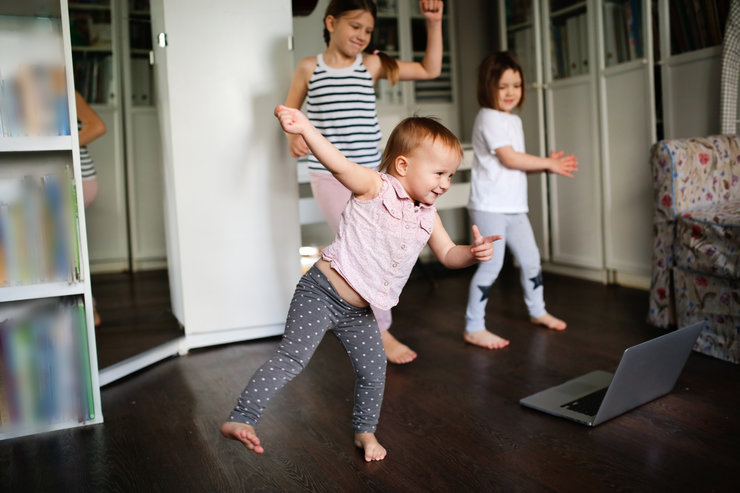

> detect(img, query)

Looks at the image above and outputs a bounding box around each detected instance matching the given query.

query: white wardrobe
[100,0,302,383]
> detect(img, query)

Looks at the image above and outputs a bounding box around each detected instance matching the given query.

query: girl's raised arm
[275,105,381,198]
[396,0,444,81]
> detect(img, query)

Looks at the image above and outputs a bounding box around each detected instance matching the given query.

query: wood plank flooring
[91,270,182,369]
[2,264,738,492]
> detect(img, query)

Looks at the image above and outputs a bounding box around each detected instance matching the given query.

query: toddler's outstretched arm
[428,217,501,269]
[274,105,381,198]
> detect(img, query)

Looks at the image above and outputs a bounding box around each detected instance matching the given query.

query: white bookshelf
[0,0,102,439]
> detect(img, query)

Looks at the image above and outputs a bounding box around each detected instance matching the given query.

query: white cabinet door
[546,78,603,269]
[151,0,301,339]
[85,105,129,270]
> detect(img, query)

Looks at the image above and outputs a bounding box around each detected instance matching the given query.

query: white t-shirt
[468,108,528,213]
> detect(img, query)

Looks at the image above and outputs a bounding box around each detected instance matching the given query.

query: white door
[150,0,301,339]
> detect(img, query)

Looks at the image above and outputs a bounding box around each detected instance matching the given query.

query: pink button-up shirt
[321,173,436,310]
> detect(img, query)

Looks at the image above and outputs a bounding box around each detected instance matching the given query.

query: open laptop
[519,321,704,426]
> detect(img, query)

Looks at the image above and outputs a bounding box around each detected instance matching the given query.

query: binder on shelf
[130,57,152,106]
[566,14,581,76]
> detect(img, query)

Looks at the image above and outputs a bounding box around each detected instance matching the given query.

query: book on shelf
[670,0,729,54]
[511,26,536,85]
[0,64,70,138]
[72,55,114,104]
[0,298,95,432]
[0,169,80,288]
[604,1,644,66]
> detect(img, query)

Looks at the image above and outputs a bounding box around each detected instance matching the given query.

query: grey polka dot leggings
[227,265,387,434]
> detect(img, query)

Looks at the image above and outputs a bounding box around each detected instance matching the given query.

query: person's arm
[495,146,578,177]
[427,218,501,269]
[283,57,315,158]
[75,91,105,146]
[275,105,381,198]
[371,0,444,81]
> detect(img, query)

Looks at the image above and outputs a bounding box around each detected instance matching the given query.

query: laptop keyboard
[560,387,608,416]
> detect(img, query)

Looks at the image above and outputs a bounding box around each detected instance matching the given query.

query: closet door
[597,0,655,279]
[151,0,301,344]
[543,0,603,270]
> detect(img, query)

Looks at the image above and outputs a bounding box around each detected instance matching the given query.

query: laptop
[519,321,704,426]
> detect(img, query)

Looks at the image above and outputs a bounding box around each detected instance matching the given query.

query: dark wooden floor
[2,264,739,492]
[91,270,182,369]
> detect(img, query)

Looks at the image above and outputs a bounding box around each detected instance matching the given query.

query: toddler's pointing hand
[470,224,501,263]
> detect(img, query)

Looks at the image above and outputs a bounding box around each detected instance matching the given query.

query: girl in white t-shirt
[464,52,579,349]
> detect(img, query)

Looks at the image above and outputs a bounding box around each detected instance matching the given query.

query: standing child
[463,52,578,350]
[75,90,106,326]
[284,0,445,364]
[221,105,500,462]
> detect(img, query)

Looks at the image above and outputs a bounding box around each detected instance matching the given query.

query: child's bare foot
[531,313,567,331]
[381,330,417,364]
[354,432,387,462]
[221,421,264,454]
[464,329,510,349]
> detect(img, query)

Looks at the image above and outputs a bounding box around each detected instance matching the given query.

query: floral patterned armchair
[648,135,740,364]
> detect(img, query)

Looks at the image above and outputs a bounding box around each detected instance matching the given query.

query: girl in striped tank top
[75,90,106,326]
[284,0,445,365]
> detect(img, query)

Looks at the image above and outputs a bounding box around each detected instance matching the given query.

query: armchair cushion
[674,199,740,278]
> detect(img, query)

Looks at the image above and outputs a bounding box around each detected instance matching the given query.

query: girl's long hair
[323,0,399,85]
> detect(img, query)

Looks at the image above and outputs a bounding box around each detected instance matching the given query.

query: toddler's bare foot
[354,432,387,462]
[531,313,567,331]
[221,421,264,454]
[464,329,510,349]
[381,330,417,364]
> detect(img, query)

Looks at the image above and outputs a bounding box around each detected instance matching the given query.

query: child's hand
[419,0,444,23]
[275,105,309,136]
[548,150,578,178]
[470,225,501,263]
[287,134,310,158]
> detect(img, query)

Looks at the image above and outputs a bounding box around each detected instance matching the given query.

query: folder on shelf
[566,15,581,76]
[130,57,152,105]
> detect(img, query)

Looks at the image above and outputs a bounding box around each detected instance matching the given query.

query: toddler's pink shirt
[321,173,436,310]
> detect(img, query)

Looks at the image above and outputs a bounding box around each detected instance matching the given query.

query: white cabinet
[150,0,302,347]
[0,0,102,439]
[656,0,729,139]
[499,0,730,286]
[70,0,165,273]
[500,0,657,286]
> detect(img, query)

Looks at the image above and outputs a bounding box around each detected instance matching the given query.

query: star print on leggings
[478,283,494,302]
[530,270,543,290]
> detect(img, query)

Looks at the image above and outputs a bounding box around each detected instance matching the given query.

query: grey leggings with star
[227,265,386,434]
[465,210,547,333]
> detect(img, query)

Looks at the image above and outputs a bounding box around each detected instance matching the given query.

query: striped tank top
[305,53,382,171]
[78,121,97,180]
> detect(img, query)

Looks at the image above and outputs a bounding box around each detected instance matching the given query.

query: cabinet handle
[157,33,168,48]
